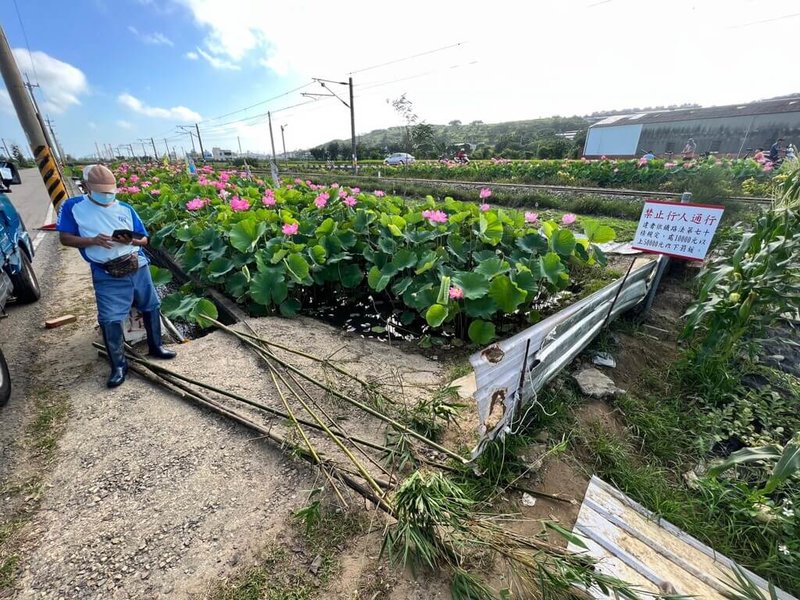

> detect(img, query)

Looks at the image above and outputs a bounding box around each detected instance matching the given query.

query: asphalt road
[6,167,56,232]
[0,167,64,478]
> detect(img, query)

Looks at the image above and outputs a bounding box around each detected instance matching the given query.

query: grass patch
[210,507,365,600]
[0,556,19,589]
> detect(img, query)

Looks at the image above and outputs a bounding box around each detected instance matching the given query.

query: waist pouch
[102,253,140,277]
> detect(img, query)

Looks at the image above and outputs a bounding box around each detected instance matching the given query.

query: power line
[11,0,39,84]
[197,81,316,124]
[726,11,800,29]
[348,41,466,75]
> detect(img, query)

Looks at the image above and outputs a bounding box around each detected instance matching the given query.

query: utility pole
[0,25,68,207]
[237,136,242,157]
[163,138,170,159]
[94,141,102,161]
[149,137,158,159]
[139,142,148,159]
[267,111,279,185]
[44,116,66,166]
[195,123,205,161]
[348,76,357,173]
[1,138,11,159]
[280,124,288,161]
[303,77,357,173]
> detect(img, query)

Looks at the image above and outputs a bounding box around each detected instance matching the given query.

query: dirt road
[1,200,449,598]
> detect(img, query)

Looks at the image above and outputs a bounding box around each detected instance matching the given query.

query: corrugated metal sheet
[591,97,800,128]
[468,256,660,457]
[568,477,797,600]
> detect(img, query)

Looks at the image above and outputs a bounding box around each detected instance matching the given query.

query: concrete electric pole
[0,25,68,207]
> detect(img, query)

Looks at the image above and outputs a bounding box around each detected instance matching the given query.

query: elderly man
[56,164,176,388]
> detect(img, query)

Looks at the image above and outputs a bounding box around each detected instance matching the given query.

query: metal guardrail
[468,256,662,458]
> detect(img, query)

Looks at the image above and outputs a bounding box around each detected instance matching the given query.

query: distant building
[583,97,800,158]
[211,147,234,160]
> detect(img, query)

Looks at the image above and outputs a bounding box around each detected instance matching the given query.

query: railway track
[251,168,772,205]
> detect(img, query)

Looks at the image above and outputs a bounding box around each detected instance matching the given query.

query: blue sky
[1,0,798,159]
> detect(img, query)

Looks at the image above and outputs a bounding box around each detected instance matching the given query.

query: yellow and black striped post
[34,144,68,208]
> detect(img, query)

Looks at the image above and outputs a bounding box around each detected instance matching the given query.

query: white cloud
[185,51,199,60]
[174,0,800,152]
[195,47,240,70]
[118,93,201,122]
[10,49,88,115]
[116,120,134,129]
[128,25,174,46]
[88,121,97,129]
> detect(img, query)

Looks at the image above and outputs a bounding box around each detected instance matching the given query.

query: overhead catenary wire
[11,0,39,84]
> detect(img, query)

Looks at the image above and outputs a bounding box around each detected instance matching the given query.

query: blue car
[0,162,40,405]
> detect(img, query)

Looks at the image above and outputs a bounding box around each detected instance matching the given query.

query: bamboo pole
[210,320,468,464]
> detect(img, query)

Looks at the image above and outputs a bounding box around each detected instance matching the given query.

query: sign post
[631,200,725,260]
[603,200,725,327]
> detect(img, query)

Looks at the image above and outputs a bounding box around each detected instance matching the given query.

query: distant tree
[11,145,29,168]
[309,146,326,160]
[448,120,462,127]
[470,120,484,126]
[326,141,341,161]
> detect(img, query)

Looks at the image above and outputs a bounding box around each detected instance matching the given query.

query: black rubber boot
[142,310,177,359]
[100,322,128,388]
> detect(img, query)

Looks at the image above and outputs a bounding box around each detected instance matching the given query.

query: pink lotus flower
[524,211,538,224]
[351,187,360,194]
[638,157,648,167]
[479,203,490,212]
[373,190,385,197]
[262,194,276,207]
[282,223,299,236]
[315,192,329,208]
[561,213,577,225]
[127,185,141,194]
[230,196,250,212]
[219,189,230,200]
[129,174,140,183]
[219,173,230,183]
[118,177,127,184]
[286,184,294,189]
[449,287,464,300]
[343,196,357,207]
[338,188,348,198]
[331,183,340,189]
[186,197,207,211]
[141,181,152,188]
[422,209,448,224]
[151,189,161,196]
[294,178,304,184]
[664,162,676,169]
[152,176,160,182]
[479,187,492,199]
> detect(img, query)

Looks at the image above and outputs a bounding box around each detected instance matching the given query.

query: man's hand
[93,233,114,249]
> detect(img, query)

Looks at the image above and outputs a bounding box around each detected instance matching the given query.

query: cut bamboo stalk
[211,320,468,464]
[97,345,390,512]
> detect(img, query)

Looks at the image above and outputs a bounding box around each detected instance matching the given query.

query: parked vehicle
[384,152,415,166]
[0,162,38,405]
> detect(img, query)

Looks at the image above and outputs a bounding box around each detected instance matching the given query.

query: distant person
[456,148,469,164]
[57,164,176,388]
[642,150,656,161]
[786,144,796,161]
[753,148,765,163]
[769,137,784,163]
[682,138,696,160]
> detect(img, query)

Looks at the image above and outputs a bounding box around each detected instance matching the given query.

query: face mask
[91,191,116,205]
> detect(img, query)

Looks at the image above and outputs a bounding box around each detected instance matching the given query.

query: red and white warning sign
[631,200,725,261]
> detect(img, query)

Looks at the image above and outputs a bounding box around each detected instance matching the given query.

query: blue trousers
[92,265,160,324]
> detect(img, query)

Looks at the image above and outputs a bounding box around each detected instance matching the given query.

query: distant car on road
[384,153,415,166]
[0,162,39,405]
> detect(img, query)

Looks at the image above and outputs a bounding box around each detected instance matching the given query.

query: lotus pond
[117,164,626,346]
